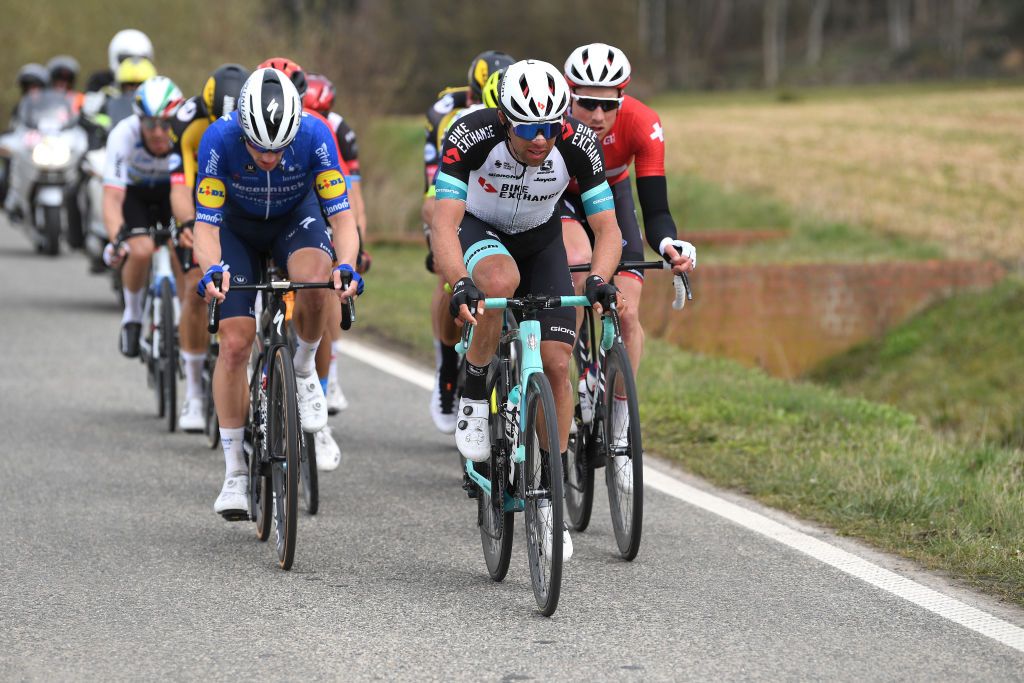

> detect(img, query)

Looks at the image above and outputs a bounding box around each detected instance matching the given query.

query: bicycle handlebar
[206,278,356,334]
[568,260,692,310]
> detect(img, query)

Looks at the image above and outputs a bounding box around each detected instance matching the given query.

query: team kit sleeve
[308,116,351,217]
[178,119,210,189]
[335,119,360,181]
[423,112,441,195]
[193,126,229,227]
[561,120,614,218]
[629,104,679,250]
[102,119,131,189]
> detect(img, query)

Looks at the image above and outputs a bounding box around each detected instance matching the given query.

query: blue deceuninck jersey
[194,111,350,226]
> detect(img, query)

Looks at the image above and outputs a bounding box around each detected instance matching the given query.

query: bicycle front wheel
[203,348,219,449]
[268,346,300,570]
[603,342,644,560]
[300,431,319,515]
[160,278,178,432]
[565,334,594,531]
[522,371,563,616]
[479,368,513,581]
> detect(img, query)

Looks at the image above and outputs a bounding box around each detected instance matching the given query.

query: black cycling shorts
[121,184,194,272]
[560,179,645,281]
[458,212,577,346]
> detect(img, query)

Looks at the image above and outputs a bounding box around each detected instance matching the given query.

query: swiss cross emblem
[650,123,664,142]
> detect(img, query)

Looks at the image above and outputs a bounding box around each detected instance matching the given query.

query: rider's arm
[336,121,368,239]
[308,116,359,266]
[629,104,679,253]
[102,186,125,242]
[101,118,131,241]
[193,221,220,274]
[563,121,621,281]
[432,198,468,286]
[170,118,206,225]
[192,122,229,270]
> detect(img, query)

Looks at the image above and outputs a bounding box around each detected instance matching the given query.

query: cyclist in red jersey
[560,43,696,397]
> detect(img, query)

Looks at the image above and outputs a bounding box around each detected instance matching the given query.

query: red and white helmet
[303,73,336,115]
[564,43,631,89]
[497,59,569,124]
[238,68,302,151]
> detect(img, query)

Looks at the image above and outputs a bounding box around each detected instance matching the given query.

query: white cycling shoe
[577,375,594,425]
[326,374,348,415]
[455,397,490,462]
[537,499,573,563]
[214,473,250,520]
[314,425,342,471]
[179,397,204,433]
[296,376,328,433]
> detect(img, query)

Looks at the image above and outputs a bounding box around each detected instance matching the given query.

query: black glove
[584,274,618,310]
[449,276,484,319]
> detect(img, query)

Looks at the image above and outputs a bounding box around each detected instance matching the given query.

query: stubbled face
[245,142,284,171]
[140,121,172,156]
[500,112,557,167]
[570,85,620,141]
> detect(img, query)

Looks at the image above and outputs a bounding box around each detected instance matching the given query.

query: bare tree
[806,0,831,66]
[888,0,912,52]
[946,0,981,74]
[764,0,789,87]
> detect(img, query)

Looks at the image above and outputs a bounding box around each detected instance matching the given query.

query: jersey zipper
[265,171,271,220]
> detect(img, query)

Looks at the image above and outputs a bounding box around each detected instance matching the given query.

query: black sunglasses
[140,117,172,131]
[572,94,623,112]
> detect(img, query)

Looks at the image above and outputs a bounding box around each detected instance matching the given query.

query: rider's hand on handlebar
[449,276,484,326]
[102,241,129,268]
[198,264,228,304]
[332,263,363,302]
[585,274,620,315]
[660,238,697,275]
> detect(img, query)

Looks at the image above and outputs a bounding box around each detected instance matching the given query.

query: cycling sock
[292,335,320,378]
[319,376,329,394]
[220,427,246,477]
[181,350,206,401]
[433,338,442,370]
[122,288,144,324]
[463,360,488,401]
[439,343,459,386]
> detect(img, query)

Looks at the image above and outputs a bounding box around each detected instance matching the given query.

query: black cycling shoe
[119,322,141,358]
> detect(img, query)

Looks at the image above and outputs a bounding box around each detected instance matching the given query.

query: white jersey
[103,116,182,189]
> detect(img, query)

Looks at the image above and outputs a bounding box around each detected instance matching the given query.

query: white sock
[181,351,206,401]
[433,338,442,371]
[330,339,343,383]
[220,427,246,477]
[122,288,144,324]
[292,335,320,378]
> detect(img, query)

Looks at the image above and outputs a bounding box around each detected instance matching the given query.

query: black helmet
[203,63,250,121]
[17,63,49,92]
[467,50,515,98]
[46,55,80,86]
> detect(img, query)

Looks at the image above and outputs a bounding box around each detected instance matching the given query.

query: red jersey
[600,95,665,186]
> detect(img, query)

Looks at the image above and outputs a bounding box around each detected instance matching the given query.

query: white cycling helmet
[498,59,569,124]
[564,43,631,89]
[238,68,302,151]
[108,29,154,73]
[133,76,184,118]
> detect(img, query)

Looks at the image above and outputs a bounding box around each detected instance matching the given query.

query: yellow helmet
[482,68,503,109]
[115,57,157,86]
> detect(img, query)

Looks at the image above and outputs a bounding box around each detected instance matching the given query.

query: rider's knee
[218,325,254,366]
[541,345,571,383]
[127,236,154,260]
[476,265,519,298]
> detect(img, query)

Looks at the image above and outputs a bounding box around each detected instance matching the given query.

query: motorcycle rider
[85,29,154,94]
[47,55,85,114]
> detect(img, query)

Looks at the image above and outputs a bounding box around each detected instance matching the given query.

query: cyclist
[433,59,623,559]
[560,43,696,462]
[422,50,514,435]
[193,68,362,518]
[85,29,154,94]
[101,76,184,357]
[168,63,249,432]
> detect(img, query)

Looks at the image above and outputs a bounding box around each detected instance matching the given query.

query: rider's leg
[120,234,155,321]
[213,316,256,469]
[561,217,593,334]
[613,273,644,375]
[287,247,332,377]
[540,341,573,454]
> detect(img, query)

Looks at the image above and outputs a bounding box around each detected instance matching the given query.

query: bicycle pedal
[462,474,479,499]
[218,509,249,522]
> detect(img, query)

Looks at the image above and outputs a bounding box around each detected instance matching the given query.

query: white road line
[339,339,1024,655]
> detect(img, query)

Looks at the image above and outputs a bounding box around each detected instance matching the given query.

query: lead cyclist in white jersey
[431,60,624,558]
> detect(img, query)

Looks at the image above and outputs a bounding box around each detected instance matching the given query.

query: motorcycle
[0,91,87,256]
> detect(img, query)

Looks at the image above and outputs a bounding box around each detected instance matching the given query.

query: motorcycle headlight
[32,138,71,169]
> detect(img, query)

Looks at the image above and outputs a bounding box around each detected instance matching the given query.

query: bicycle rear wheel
[522,371,563,616]
[565,329,594,531]
[203,345,219,449]
[160,278,177,432]
[603,342,644,560]
[248,359,272,542]
[300,431,319,515]
[269,345,300,570]
[479,367,513,581]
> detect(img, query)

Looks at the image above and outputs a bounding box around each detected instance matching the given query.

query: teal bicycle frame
[457,295,615,512]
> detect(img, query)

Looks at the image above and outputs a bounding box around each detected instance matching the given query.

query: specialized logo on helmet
[266,98,279,123]
[196,178,226,209]
[315,170,346,200]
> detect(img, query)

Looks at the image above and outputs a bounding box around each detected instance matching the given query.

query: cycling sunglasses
[571,94,623,112]
[245,140,282,154]
[140,117,172,131]
[509,120,562,140]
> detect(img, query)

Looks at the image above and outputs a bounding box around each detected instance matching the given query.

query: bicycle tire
[249,359,272,542]
[522,371,563,616]
[602,342,644,560]
[565,330,595,531]
[269,345,299,570]
[300,431,319,515]
[160,278,177,432]
[203,348,219,449]
[479,365,513,581]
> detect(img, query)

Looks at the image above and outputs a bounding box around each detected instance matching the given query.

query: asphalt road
[1,221,1022,681]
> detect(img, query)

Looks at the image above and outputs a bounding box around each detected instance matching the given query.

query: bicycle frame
[138,230,180,363]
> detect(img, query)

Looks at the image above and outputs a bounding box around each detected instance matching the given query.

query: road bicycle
[208,269,353,570]
[564,260,690,560]
[457,292,595,616]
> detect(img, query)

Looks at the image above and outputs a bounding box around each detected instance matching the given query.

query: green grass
[812,277,1024,447]
[361,245,1024,605]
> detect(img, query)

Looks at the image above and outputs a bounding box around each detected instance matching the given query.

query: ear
[497,110,507,126]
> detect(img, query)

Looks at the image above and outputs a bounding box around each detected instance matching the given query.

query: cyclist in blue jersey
[192,68,363,518]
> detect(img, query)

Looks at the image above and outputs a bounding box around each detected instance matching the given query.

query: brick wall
[638,261,1006,378]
